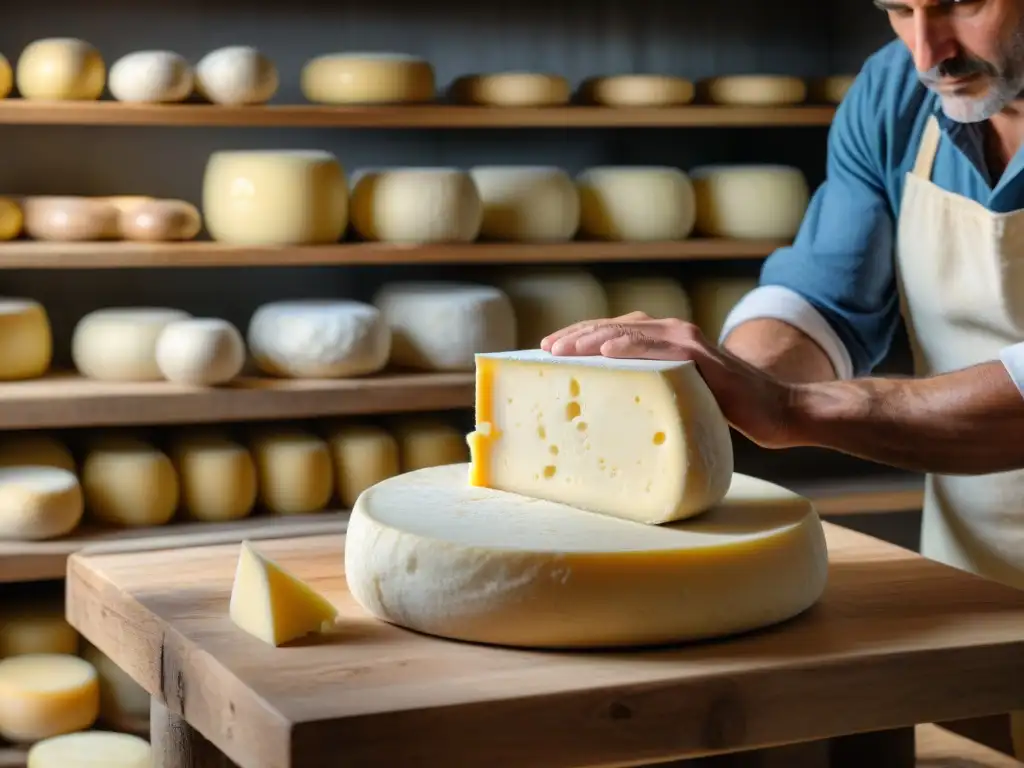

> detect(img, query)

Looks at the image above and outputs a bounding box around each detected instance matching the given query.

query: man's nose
[911,11,958,73]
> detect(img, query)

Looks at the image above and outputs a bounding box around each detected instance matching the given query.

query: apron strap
[912,115,942,180]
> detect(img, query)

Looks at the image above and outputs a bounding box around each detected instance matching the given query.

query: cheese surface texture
[155,318,246,385]
[496,268,608,346]
[0,654,99,742]
[691,164,810,240]
[345,464,828,648]
[467,350,733,523]
[603,276,693,321]
[0,299,52,380]
[72,307,191,382]
[108,50,193,103]
[250,429,333,514]
[195,45,278,105]
[450,72,570,106]
[16,38,105,100]
[578,166,696,241]
[27,730,151,768]
[470,166,580,242]
[0,467,84,540]
[701,75,807,105]
[81,435,179,527]
[301,53,435,104]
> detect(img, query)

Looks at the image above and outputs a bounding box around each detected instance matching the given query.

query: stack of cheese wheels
[700,75,807,106]
[603,275,693,321]
[344,349,829,649]
[301,53,435,104]
[0,53,12,98]
[0,197,22,240]
[690,165,810,240]
[690,276,759,342]
[577,166,697,241]
[203,150,347,245]
[0,298,52,380]
[0,653,99,742]
[470,166,580,242]
[108,50,193,103]
[16,38,105,100]
[195,45,278,105]
[496,268,609,348]
[81,434,179,527]
[449,72,570,106]
[578,74,695,106]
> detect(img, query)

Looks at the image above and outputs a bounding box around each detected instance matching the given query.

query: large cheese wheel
[250,428,333,515]
[496,268,608,346]
[155,318,246,386]
[0,298,52,380]
[27,731,151,768]
[373,282,516,371]
[0,654,100,742]
[701,75,807,106]
[579,74,695,106]
[81,435,179,527]
[345,464,828,648]
[0,600,78,658]
[0,467,83,540]
[691,165,810,240]
[690,276,759,342]
[0,54,11,99]
[22,196,118,241]
[391,418,469,472]
[168,432,257,522]
[247,299,390,379]
[0,197,22,240]
[603,276,692,321]
[578,166,696,241]
[469,166,580,242]
[203,150,347,245]
[325,423,400,509]
[195,45,278,105]
[108,50,192,103]
[0,434,75,472]
[350,168,482,243]
[16,38,105,100]
[301,53,435,104]
[72,307,191,382]
[450,72,570,106]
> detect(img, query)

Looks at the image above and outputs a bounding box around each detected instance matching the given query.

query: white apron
[895,114,1024,757]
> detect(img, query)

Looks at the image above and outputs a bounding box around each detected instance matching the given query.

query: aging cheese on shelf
[155,318,246,386]
[168,431,257,522]
[203,150,347,245]
[80,645,149,729]
[0,467,84,540]
[119,199,202,242]
[0,197,22,240]
[301,53,435,104]
[16,38,105,100]
[72,307,191,381]
[345,464,828,648]
[811,74,856,104]
[391,418,469,472]
[701,75,807,106]
[577,166,697,241]
[496,268,608,347]
[195,45,278,105]
[579,74,695,107]
[373,282,516,371]
[691,165,810,240]
[470,166,580,242]
[0,654,100,742]
[247,299,390,378]
[23,196,118,242]
[81,435,179,527]
[0,53,11,99]
[690,276,759,342]
[0,434,75,472]
[603,276,693,321]
[229,541,338,646]
[250,428,333,515]
[108,50,193,103]
[0,298,52,380]
[350,168,482,243]
[467,349,733,523]
[0,601,78,658]
[450,72,571,106]
[27,731,152,768]
[325,423,400,509]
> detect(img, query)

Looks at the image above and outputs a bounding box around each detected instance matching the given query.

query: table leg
[828,726,915,768]
[150,699,237,768]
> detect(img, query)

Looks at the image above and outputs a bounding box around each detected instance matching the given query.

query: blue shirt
[757,38,1024,376]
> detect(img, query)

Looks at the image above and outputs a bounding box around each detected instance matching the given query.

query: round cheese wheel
[346,464,828,648]
[247,299,390,379]
[0,654,99,742]
[691,164,810,240]
[579,74,695,106]
[301,53,435,104]
[249,429,333,515]
[577,166,696,241]
[102,196,152,214]
[195,45,278,105]
[108,50,192,103]
[496,268,609,346]
[0,603,78,658]
[450,72,570,106]
[325,423,400,509]
[72,307,191,382]
[22,196,118,241]
[469,166,580,242]
[0,467,83,540]
[81,435,179,527]
[168,432,257,522]
[350,167,482,243]
[373,282,516,371]
[0,298,52,380]
[812,74,856,104]
[0,197,23,240]
[701,75,807,106]
[119,199,202,242]
[0,53,12,99]
[28,730,151,768]
[203,150,347,245]
[80,645,149,731]
[155,318,245,386]
[0,434,75,472]
[391,418,469,472]
[16,38,105,100]
[603,276,693,321]
[690,276,760,342]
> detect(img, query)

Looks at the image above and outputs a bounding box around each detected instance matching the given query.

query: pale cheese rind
[0,654,99,742]
[27,730,151,768]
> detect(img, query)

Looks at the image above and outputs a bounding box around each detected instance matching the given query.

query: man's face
[877,0,1024,122]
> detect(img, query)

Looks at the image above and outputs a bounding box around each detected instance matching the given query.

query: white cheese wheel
[496,268,609,346]
[203,150,347,245]
[325,423,400,509]
[450,72,570,106]
[391,418,469,472]
[0,601,78,658]
[0,654,99,742]
[108,50,192,103]
[0,54,11,99]
[72,307,191,382]
[0,298,52,380]
[80,645,149,729]
[690,276,759,342]
[0,434,74,472]
[577,166,696,241]
[247,299,390,379]
[250,429,333,515]
[691,165,810,240]
[469,166,580,242]
[119,199,202,241]
[0,467,83,540]
[373,282,516,371]
[22,196,119,241]
[345,464,828,648]
[580,74,695,106]
[0,197,23,240]
[168,432,257,522]
[81,435,179,527]
[195,45,278,105]
[603,276,693,321]
[16,38,105,100]
[28,731,151,768]
[301,52,435,104]
[350,167,482,243]
[155,318,246,386]
[701,75,807,106]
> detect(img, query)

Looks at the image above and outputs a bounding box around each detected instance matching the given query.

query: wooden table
[65,522,1024,768]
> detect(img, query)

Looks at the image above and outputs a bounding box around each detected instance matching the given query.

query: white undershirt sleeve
[998,342,1024,399]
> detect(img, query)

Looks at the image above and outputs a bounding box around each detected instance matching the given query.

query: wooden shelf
[0,100,836,128]
[0,372,473,430]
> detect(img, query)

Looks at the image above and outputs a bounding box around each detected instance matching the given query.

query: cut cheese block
[391,417,469,472]
[450,72,570,106]
[325,423,400,509]
[80,645,149,728]
[168,431,257,522]
[691,276,759,342]
[700,75,807,106]
[691,165,810,240]
[301,53,435,104]
[230,541,338,646]
[373,281,516,371]
[108,50,192,103]
[195,45,278,105]
[496,268,608,347]
[0,53,11,99]
[603,276,692,321]
[345,464,828,648]
[0,601,78,658]
[0,467,84,540]
[16,38,105,100]
[0,298,52,380]
[28,731,151,768]
[250,429,333,515]
[155,318,246,385]
[579,74,695,107]
[22,196,118,241]
[72,307,191,382]
[577,166,696,241]
[0,654,99,742]
[0,434,75,472]
[0,197,23,240]
[469,166,580,242]
[81,435,179,527]
[468,349,733,523]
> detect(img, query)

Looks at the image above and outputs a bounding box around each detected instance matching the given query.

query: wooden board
[66,524,1024,768]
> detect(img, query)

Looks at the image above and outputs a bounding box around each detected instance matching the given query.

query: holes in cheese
[0,466,84,540]
[301,53,435,104]
[27,730,151,768]
[16,38,105,101]
[0,654,100,742]
[344,464,828,648]
[467,349,733,524]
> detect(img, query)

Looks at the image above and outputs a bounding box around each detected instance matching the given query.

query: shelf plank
[0,100,836,128]
[0,372,474,429]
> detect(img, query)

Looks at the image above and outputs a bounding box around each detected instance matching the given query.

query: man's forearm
[723,319,836,384]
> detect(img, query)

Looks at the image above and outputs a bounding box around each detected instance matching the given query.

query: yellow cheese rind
[345,464,828,648]
[27,730,151,768]
[0,654,100,742]
[301,53,435,104]
[0,606,78,658]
